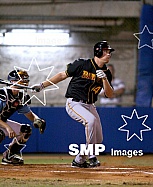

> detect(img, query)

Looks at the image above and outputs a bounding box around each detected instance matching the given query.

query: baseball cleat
[89,157,100,167]
[71,159,90,168]
[1,154,24,165]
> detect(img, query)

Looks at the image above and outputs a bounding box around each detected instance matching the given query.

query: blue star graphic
[4,137,26,159]
[118,109,151,141]
[133,25,153,49]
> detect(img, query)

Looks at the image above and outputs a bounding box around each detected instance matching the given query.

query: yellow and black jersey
[65,58,112,104]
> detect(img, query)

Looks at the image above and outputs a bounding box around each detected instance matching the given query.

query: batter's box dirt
[0,164,153,186]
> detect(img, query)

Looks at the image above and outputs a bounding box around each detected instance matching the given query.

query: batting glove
[96,70,107,79]
[31,83,44,92]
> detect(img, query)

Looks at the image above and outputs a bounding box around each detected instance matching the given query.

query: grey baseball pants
[66,98,103,164]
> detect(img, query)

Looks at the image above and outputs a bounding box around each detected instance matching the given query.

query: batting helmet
[94,41,115,58]
[8,69,29,86]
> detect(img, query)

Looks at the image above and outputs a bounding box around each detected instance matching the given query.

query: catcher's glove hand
[33,118,46,134]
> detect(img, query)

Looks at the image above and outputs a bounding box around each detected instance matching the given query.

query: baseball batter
[0,69,46,165]
[32,41,114,168]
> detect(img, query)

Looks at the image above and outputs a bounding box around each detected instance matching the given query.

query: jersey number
[92,86,101,94]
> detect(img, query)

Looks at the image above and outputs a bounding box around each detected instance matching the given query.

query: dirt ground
[0,163,153,186]
[0,155,153,186]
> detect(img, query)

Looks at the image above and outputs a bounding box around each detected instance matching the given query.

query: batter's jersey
[65,58,112,103]
[0,87,31,122]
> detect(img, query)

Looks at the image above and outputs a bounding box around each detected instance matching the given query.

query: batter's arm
[42,71,68,88]
[102,78,114,98]
[31,71,68,92]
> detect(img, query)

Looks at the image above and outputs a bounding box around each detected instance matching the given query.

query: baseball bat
[0,79,33,90]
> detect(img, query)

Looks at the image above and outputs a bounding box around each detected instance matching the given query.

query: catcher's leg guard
[1,154,24,165]
[8,141,25,156]
[2,138,25,165]
[20,124,32,142]
[0,129,5,143]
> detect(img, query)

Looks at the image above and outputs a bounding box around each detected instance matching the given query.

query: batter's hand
[31,83,44,92]
[96,70,106,79]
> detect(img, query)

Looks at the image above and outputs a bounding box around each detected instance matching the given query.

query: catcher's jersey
[65,58,112,103]
[0,87,31,122]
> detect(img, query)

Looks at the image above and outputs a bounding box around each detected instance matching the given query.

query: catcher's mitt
[33,118,46,134]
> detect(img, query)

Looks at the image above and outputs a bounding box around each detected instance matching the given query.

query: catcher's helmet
[94,41,115,58]
[8,69,29,86]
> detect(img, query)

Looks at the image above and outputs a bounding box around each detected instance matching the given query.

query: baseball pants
[66,98,103,163]
[0,120,31,157]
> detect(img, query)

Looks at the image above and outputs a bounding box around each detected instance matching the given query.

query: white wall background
[0,32,137,106]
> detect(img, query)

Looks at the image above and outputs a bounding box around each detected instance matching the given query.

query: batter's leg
[87,104,103,166]
[66,99,98,164]
[90,104,103,144]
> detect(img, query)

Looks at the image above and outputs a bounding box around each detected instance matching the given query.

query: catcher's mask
[8,69,30,86]
[94,41,115,58]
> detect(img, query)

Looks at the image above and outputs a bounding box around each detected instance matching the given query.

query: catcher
[0,69,46,165]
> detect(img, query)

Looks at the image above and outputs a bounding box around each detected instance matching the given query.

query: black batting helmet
[94,41,115,58]
[8,69,29,86]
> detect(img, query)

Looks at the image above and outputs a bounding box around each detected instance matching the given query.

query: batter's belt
[72,98,93,104]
